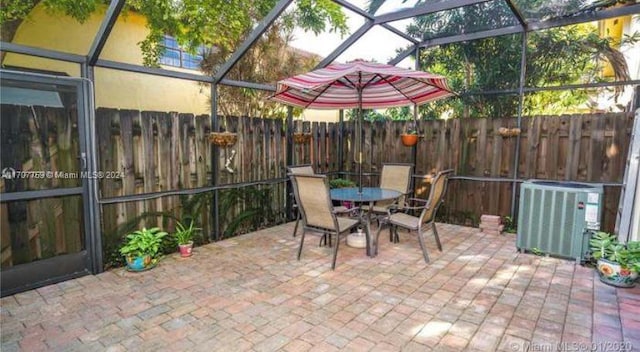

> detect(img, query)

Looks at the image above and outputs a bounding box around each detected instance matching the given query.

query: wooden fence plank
[178,114,191,188]
[565,116,583,180]
[589,114,605,181]
[141,112,156,220]
[119,110,136,219]
[96,108,117,234]
[476,118,488,177]
[194,115,207,187]
[525,116,540,178]
[545,116,560,179]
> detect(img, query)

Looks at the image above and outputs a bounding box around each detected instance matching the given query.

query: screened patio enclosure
[1,0,639,295]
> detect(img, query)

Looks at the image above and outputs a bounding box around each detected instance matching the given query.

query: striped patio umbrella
[271,59,454,192]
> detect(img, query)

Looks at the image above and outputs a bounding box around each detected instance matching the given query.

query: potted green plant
[174,220,201,257]
[589,231,640,288]
[329,178,356,208]
[329,178,356,189]
[401,122,419,146]
[119,227,167,271]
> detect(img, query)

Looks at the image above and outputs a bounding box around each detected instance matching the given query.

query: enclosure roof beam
[420,25,523,48]
[504,0,527,29]
[449,79,640,96]
[416,3,640,50]
[388,45,416,65]
[330,0,419,44]
[96,59,276,90]
[212,0,293,85]
[527,4,640,32]
[222,79,276,91]
[523,79,640,93]
[315,21,374,69]
[97,59,213,82]
[381,24,420,44]
[87,0,125,66]
[0,42,85,63]
[332,0,374,19]
[373,0,490,25]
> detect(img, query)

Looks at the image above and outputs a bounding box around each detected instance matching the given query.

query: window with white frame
[159,35,206,70]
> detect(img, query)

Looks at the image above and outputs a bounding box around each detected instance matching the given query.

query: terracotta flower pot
[178,242,194,257]
[209,132,237,147]
[293,133,312,144]
[401,134,418,146]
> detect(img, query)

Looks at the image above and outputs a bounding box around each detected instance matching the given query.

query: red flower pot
[178,242,194,257]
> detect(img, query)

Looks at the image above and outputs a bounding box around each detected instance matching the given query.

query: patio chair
[291,174,363,270]
[376,169,454,263]
[287,164,315,238]
[362,163,414,223]
[287,165,350,239]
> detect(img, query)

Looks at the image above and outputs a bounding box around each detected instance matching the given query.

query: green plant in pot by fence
[329,178,356,208]
[329,178,356,189]
[174,220,201,258]
[589,231,640,288]
[119,227,168,271]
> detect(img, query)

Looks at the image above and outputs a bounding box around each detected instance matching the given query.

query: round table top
[330,187,402,202]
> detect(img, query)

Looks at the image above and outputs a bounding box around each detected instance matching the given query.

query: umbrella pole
[358,88,363,194]
[411,103,418,175]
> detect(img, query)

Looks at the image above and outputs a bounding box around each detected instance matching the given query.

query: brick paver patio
[1,223,639,351]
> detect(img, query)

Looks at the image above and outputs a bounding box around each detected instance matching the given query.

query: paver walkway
[1,223,639,351]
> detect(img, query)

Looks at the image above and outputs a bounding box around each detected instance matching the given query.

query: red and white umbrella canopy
[271,60,454,109]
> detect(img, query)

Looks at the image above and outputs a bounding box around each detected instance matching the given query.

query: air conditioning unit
[517,180,603,261]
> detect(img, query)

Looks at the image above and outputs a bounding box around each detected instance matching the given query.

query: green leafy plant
[531,248,544,256]
[329,178,356,189]
[589,231,640,271]
[219,185,277,239]
[119,227,168,259]
[502,216,517,234]
[174,220,201,245]
[403,122,418,135]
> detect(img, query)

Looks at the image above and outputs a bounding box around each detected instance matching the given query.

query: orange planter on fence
[401,134,418,146]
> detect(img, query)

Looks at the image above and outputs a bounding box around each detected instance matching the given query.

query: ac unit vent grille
[517,181,603,261]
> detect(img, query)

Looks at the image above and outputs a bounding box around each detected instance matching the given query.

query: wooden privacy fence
[1,106,631,268]
[96,108,632,237]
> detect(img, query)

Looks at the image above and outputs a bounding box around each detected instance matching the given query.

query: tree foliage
[365,0,634,119]
[2,0,347,64]
[1,0,348,119]
[203,23,321,119]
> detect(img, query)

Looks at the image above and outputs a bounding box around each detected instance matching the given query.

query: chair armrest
[401,205,427,211]
[334,206,359,215]
[407,197,427,203]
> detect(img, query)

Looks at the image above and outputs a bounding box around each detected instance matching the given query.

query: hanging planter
[293,132,312,144]
[401,121,419,146]
[401,133,419,146]
[497,127,521,137]
[209,132,238,147]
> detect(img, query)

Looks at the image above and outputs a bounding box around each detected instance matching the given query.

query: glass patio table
[330,187,402,257]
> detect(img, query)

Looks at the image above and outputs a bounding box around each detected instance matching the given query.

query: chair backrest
[287,164,315,175]
[291,174,337,230]
[420,169,454,224]
[378,163,414,207]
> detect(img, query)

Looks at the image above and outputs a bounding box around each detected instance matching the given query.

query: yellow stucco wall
[599,16,629,78]
[4,3,210,114]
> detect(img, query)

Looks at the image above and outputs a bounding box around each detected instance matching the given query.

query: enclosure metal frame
[0,70,97,296]
[0,0,638,274]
